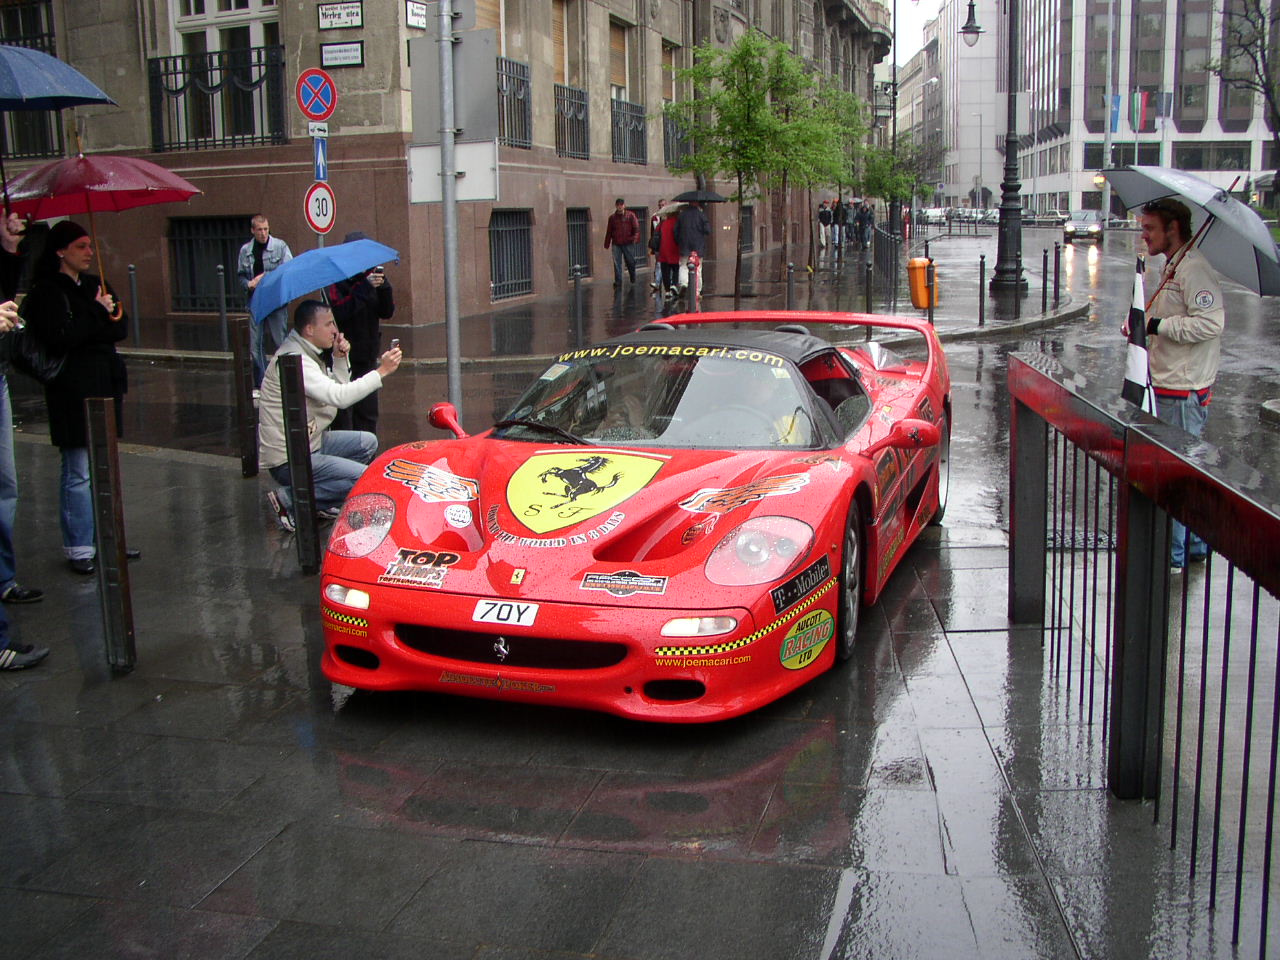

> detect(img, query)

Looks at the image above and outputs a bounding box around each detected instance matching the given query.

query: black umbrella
[673,189,727,203]
[0,44,116,212]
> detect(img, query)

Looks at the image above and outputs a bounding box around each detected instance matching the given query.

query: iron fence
[554,83,589,159]
[169,216,252,312]
[871,224,900,281]
[488,210,533,301]
[1009,350,1280,958]
[663,112,690,168]
[497,57,532,149]
[148,45,286,152]
[610,98,646,165]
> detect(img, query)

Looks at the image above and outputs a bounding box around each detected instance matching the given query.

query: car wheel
[929,415,951,526]
[836,499,864,662]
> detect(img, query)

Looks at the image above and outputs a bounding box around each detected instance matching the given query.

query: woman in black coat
[21,220,128,575]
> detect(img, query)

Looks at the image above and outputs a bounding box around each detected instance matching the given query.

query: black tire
[929,415,951,526]
[836,499,864,662]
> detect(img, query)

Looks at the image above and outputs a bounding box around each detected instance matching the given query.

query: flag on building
[1130,90,1150,132]
[1122,256,1157,413]
[1109,94,1121,133]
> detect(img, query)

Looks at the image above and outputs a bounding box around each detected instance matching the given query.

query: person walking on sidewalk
[1138,197,1225,571]
[675,200,711,298]
[603,198,640,287]
[817,201,832,249]
[258,300,402,531]
[237,215,293,387]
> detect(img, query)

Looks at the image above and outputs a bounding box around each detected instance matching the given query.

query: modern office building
[1,0,891,348]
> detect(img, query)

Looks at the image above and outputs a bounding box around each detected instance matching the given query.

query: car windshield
[495,347,830,449]
[1070,211,1100,221]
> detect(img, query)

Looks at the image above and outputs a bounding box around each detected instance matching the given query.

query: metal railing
[663,112,690,168]
[488,210,533,301]
[871,224,900,280]
[497,57,532,149]
[148,45,286,152]
[168,216,251,312]
[566,208,592,279]
[610,98,646,165]
[1009,351,1280,957]
[554,83,589,159]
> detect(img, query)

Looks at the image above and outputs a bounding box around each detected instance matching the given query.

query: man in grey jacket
[237,214,293,386]
[258,300,402,530]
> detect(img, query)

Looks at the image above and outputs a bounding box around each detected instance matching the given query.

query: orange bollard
[907,257,939,309]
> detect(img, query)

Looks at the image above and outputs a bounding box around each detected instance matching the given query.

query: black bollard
[128,264,140,347]
[926,259,935,326]
[85,397,137,673]
[230,316,258,478]
[979,254,986,327]
[786,262,795,310]
[1042,249,1049,313]
[571,264,584,346]
[1014,253,1022,319]
[217,264,229,352]
[1053,242,1061,307]
[279,354,321,574]
[864,260,872,314]
[925,239,930,261]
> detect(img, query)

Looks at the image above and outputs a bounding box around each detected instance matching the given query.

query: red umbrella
[5,153,201,219]
[5,154,201,317]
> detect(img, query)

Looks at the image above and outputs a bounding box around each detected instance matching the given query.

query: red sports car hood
[331,438,849,601]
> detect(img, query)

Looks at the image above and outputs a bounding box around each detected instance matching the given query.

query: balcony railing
[148,45,286,153]
[610,98,646,165]
[663,112,690,168]
[554,83,589,159]
[0,1,63,160]
[497,57,532,149]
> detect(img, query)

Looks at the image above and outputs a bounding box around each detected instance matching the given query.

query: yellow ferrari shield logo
[507,452,664,534]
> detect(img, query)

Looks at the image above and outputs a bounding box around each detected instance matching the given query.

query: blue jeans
[610,244,636,285]
[0,376,18,591]
[1156,392,1209,565]
[251,308,290,387]
[60,446,94,560]
[269,430,378,512]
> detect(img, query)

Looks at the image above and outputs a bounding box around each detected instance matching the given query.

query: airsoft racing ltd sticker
[384,459,479,504]
[506,451,663,534]
[580,570,669,597]
[779,609,834,670]
[679,473,810,515]
[377,548,461,588]
[771,556,832,615]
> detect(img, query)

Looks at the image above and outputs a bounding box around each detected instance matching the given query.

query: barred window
[566,208,592,278]
[169,216,253,312]
[489,210,533,301]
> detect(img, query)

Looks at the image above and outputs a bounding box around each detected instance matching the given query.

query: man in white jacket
[258,299,402,529]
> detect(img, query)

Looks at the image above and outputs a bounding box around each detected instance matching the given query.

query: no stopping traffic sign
[304,182,336,234]
[295,67,337,122]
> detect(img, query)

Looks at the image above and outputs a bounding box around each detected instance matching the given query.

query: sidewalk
[2,237,1267,959]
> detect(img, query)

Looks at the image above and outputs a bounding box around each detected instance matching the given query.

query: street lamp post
[971,111,984,209]
[960,0,1026,290]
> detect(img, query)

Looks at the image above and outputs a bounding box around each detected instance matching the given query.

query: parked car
[320,313,951,722]
[1063,210,1105,243]
[978,208,998,224]
[922,207,947,225]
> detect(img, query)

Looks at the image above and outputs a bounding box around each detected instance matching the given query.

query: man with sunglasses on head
[1138,197,1225,571]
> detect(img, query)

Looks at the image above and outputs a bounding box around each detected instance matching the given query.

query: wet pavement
[2,228,1279,958]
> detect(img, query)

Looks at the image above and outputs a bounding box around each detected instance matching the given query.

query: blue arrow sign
[314,137,329,182]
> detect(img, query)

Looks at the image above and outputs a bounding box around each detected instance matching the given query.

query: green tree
[667,30,861,295]
[1208,0,1280,208]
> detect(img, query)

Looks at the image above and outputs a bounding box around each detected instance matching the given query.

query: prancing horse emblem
[539,455,624,507]
[494,637,510,661]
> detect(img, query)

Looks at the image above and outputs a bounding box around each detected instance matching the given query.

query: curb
[1262,398,1280,426]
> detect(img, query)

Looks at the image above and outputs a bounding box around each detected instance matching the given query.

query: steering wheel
[685,404,778,441]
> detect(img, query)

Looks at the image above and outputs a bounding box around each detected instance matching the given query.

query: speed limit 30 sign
[304,181,336,234]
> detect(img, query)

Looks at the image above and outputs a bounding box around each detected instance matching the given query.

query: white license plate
[472,599,539,627]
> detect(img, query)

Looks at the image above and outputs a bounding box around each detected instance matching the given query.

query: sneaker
[1,584,43,604]
[1189,550,1209,564]
[1170,562,1185,573]
[68,557,95,575]
[317,506,342,522]
[267,490,295,533]
[0,642,49,670]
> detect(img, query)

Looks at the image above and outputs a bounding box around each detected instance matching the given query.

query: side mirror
[864,418,940,457]
[428,402,468,439]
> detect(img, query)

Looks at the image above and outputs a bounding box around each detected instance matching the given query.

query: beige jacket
[1146,244,1225,391]
[258,330,383,470]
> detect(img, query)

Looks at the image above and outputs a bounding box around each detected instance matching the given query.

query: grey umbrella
[672,189,727,203]
[1103,165,1280,295]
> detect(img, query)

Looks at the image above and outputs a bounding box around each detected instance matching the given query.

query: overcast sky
[893,0,942,66]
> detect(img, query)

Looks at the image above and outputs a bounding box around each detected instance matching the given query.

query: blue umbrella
[250,238,400,323]
[0,44,116,109]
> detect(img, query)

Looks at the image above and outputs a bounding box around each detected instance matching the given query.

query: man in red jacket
[603,198,640,286]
